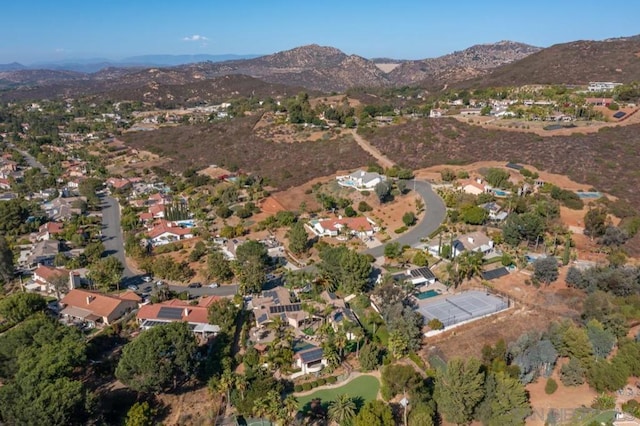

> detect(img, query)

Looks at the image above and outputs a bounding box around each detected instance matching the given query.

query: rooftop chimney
[468,237,475,244]
[86,296,93,304]
[183,307,189,317]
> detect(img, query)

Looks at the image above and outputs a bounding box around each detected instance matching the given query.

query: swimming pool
[576,192,602,199]
[339,179,357,187]
[416,289,440,300]
[493,190,510,197]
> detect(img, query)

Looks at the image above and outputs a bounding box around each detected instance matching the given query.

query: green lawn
[296,375,380,411]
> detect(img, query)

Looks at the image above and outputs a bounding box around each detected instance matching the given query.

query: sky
[2,0,639,64]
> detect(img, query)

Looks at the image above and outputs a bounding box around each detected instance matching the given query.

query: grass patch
[428,354,447,372]
[296,375,380,411]
[408,352,427,371]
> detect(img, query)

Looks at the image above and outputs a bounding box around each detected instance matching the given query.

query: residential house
[106,177,132,191]
[252,286,308,329]
[459,178,488,196]
[308,216,378,239]
[391,267,437,286]
[25,265,81,294]
[137,296,220,339]
[26,240,60,268]
[320,291,359,339]
[481,202,508,221]
[428,231,494,258]
[294,346,327,375]
[60,289,139,327]
[588,82,622,92]
[429,108,445,118]
[336,170,386,191]
[34,221,64,241]
[146,219,194,246]
[0,178,11,190]
[44,197,85,221]
[585,97,614,107]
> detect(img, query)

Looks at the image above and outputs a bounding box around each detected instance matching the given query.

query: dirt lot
[156,385,220,426]
[452,106,640,137]
[525,359,597,426]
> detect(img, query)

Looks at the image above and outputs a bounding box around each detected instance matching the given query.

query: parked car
[127,284,138,291]
[141,285,153,293]
[188,282,202,288]
[156,280,164,287]
[208,283,219,288]
[142,275,153,283]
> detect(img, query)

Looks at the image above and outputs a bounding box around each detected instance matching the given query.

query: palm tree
[328,394,356,425]
[324,345,341,368]
[283,395,299,419]
[335,329,348,359]
[219,369,235,408]
[235,374,248,400]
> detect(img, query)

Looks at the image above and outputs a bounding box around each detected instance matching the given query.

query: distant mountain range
[0,54,262,73]
[0,35,638,101]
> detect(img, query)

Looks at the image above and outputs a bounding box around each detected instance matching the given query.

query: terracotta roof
[61,289,135,319]
[137,301,209,324]
[34,265,70,282]
[147,220,192,239]
[117,290,142,302]
[318,216,373,233]
[138,212,153,221]
[39,222,63,234]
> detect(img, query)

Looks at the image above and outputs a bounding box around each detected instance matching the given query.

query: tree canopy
[115,322,199,393]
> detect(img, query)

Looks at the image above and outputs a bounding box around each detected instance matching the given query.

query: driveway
[363,179,446,258]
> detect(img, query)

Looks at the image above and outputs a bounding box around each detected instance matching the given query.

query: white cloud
[182,34,208,42]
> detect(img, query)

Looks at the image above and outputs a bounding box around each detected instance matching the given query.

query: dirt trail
[349,129,395,169]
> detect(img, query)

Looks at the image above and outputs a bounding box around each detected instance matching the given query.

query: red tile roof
[34,265,71,282]
[61,289,136,319]
[318,216,373,233]
[40,222,64,234]
[147,220,192,239]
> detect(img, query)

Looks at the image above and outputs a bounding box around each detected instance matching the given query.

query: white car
[142,276,152,283]
[208,283,219,288]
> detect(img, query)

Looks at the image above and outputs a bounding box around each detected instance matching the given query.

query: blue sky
[2,0,639,63]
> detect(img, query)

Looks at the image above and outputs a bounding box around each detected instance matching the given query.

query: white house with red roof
[0,178,11,190]
[60,289,139,327]
[26,265,81,294]
[308,216,378,239]
[146,219,194,246]
[35,221,64,242]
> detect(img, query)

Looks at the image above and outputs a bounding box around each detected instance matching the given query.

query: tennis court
[417,290,509,327]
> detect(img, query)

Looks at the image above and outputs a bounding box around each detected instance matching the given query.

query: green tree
[125,401,155,426]
[412,250,428,267]
[375,181,391,203]
[88,256,124,291]
[353,400,394,426]
[560,357,585,386]
[485,168,510,188]
[402,211,417,227]
[533,257,559,285]
[545,378,558,395]
[478,372,531,426]
[207,298,239,334]
[584,207,608,239]
[328,394,357,425]
[384,242,402,259]
[461,205,488,225]
[115,322,199,393]
[408,404,435,426]
[207,250,234,283]
[359,343,382,371]
[434,358,486,425]
[83,240,105,263]
[586,319,615,360]
[234,240,268,294]
[0,235,14,283]
[287,222,309,255]
[0,292,47,324]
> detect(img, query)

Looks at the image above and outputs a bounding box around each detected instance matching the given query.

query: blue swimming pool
[576,192,602,199]
[493,190,510,197]
[416,290,440,300]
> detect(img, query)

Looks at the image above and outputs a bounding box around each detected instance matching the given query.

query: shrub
[394,226,408,234]
[358,201,373,212]
[317,378,326,386]
[545,378,558,395]
[310,381,318,388]
[428,318,444,330]
[294,384,303,392]
[302,383,312,391]
[326,376,337,384]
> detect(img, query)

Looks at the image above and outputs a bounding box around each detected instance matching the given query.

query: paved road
[100,194,240,296]
[101,195,135,278]
[363,179,446,258]
[9,144,49,174]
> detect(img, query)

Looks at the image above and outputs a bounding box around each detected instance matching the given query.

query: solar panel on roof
[412,267,435,279]
[157,307,183,320]
[257,313,268,324]
[482,267,510,281]
[613,111,626,119]
[299,347,324,363]
[506,162,523,170]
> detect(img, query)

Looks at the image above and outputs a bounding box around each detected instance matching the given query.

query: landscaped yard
[296,375,380,411]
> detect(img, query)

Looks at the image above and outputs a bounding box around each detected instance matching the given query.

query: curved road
[364,179,446,258]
